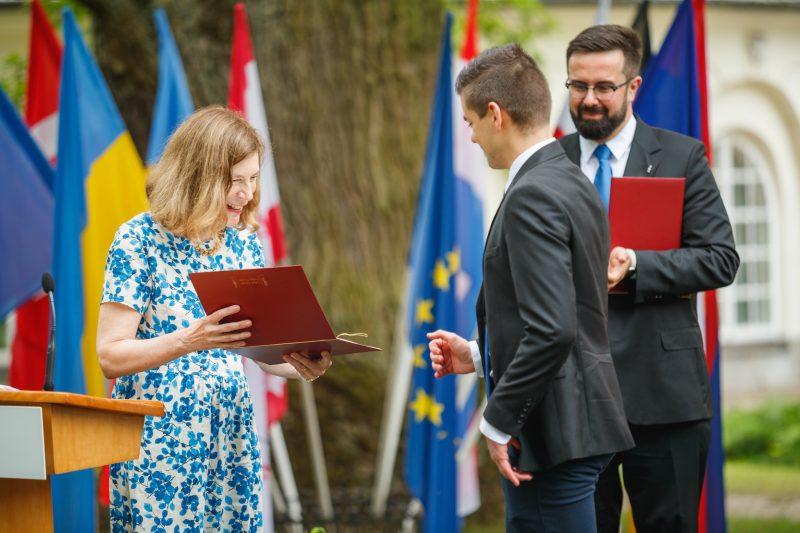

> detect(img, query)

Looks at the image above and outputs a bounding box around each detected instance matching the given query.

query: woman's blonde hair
[147,106,265,241]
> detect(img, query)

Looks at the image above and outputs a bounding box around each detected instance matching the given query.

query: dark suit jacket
[477,141,634,473]
[560,119,739,425]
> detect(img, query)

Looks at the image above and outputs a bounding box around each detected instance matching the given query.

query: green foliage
[724,402,800,466]
[443,0,556,54]
[0,53,25,111]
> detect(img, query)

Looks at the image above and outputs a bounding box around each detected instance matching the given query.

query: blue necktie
[594,144,612,210]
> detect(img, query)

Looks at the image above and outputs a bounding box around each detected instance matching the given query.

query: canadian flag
[228,4,289,531]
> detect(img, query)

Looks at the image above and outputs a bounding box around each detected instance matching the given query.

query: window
[715,135,780,343]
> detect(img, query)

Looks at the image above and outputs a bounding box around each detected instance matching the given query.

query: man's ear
[628,75,643,102]
[487,101,504,131]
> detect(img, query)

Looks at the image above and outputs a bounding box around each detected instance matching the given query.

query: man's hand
[485,437,533,487]
[608,246,632,290]
[426,330,475,378]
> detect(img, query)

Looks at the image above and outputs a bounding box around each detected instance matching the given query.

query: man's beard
[571,96,627,141]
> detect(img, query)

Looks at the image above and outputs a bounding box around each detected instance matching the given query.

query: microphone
[42,272,56,392]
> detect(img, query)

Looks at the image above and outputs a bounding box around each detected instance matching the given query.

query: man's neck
[504,126,551,168]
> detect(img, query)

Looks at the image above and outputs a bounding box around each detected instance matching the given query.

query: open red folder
[609,176,685,251]
[189,266,380,365]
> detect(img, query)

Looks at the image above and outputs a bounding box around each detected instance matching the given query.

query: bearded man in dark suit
[558,24,739,533]
[427,43,633,533]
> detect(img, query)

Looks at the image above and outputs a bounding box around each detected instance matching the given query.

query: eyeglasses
[565,78,635,101]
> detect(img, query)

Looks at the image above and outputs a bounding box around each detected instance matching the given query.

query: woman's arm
[96,302,252,379]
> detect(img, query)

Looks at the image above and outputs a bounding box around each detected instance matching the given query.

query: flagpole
[299,381,335,520]
[270,424,304,532]
[370,270,414,517]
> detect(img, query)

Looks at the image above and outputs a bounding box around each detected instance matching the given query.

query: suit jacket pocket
[660,327,703,351]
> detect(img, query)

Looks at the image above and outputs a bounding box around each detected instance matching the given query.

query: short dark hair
[566,24,643,79]
[455,44,551,131]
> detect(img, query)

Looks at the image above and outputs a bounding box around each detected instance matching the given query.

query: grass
[729,516,800,532]
[725,460,800,498]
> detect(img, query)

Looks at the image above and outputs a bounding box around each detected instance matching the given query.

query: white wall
[525,2,800,406]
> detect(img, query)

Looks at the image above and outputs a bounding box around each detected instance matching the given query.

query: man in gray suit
[558,25,739,533]
[427,43,633,532]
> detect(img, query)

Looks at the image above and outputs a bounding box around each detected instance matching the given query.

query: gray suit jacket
[477,141,634,473]
[559,119,739,425]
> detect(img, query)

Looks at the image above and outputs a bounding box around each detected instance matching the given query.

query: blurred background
[1,0,799,532]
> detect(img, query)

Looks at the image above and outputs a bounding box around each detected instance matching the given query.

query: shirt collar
[578,115,637,165]
[506,137,557,193]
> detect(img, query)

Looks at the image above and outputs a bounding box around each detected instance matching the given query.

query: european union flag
[404,13,483,533]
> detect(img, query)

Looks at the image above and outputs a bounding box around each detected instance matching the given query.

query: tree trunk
[83,0,443,500]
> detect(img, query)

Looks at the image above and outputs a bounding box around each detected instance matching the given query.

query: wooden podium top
[0,390,164,417]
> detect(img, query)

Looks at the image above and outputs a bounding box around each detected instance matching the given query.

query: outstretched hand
[426,329,475,378]
[179,305,251,352]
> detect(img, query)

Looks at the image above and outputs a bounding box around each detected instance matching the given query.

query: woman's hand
[177,305,252,352]
[283,351,333,382]
[98,302,252,379]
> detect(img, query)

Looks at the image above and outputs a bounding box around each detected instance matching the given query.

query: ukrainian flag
[51,9,148,529]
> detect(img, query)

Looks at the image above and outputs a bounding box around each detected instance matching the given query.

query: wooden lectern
[0,390,164,532]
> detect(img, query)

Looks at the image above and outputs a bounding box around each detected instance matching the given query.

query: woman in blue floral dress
[97,107,332,532]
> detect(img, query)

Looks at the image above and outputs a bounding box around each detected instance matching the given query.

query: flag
[229,2,287,266]
[633,1,726,532]
[51,9,149,530]
[0,86,54,320]
[554,0,612,138]
[146,8,194,165]
[9,0,61,392]
[452,0,484,518]
[228,4,288,531]
[404,13,484,532]
[632,0,653,73]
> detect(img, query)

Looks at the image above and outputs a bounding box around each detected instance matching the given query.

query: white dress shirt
[579,115,639,268]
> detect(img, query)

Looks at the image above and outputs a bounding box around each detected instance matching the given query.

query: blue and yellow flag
[404,13,483,532]
[146,7,194,165]
[51,9,148,529]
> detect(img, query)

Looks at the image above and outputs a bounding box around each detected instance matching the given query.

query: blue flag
[634,0,702,140]
[634,2,726,532]
[147,7,194,164]
[0,87,54,319]
[404,13,483,532]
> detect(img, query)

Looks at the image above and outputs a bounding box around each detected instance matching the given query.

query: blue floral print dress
[102,212,265,533]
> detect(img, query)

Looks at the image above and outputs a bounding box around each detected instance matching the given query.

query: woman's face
[227,151,260,227]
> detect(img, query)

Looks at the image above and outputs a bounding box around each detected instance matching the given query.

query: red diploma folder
[609,176,685,251]
[189,265,380,364]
